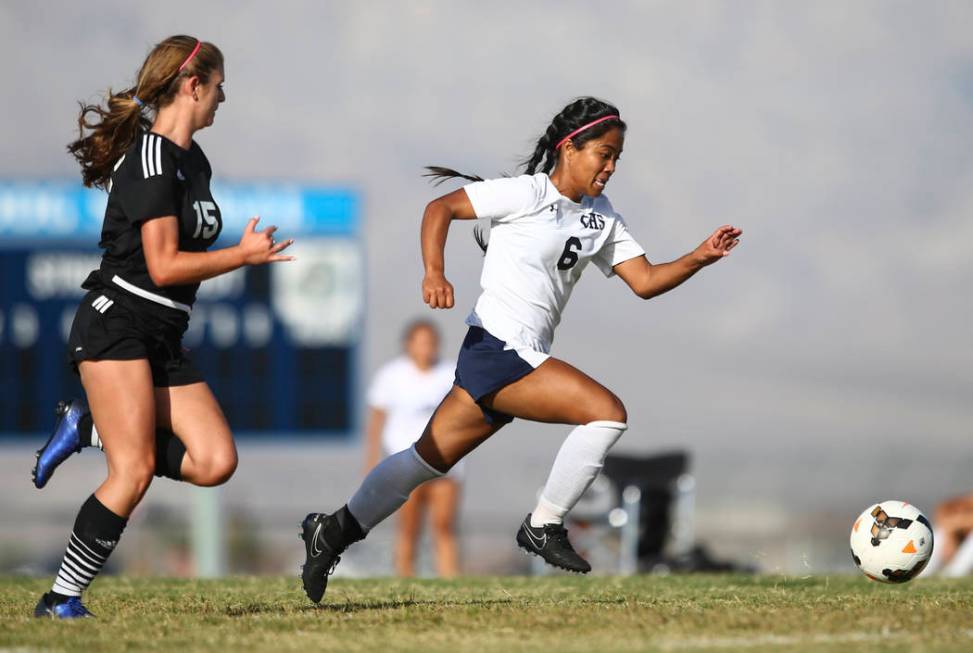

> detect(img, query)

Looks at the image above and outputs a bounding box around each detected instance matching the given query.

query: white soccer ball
[850,500,934,583]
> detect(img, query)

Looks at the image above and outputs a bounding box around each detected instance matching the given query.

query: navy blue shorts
[454,326,536,425]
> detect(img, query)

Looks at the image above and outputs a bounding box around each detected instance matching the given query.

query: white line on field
[654,629,973,651]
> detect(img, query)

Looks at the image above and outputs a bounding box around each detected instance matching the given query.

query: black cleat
[299,507,363,604]
[516,513,592,574]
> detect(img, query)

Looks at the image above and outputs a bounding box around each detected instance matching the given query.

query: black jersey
[82,131,222,320]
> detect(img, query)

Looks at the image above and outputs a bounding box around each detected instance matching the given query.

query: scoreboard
[0,181,362,437]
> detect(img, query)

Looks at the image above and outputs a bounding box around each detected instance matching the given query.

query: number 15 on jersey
[193,200,218,240]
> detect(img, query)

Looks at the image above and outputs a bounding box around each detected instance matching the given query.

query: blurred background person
[364,320,461,577]
[924,492,973,577]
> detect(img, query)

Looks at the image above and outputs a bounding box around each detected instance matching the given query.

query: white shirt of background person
[365,326,462,479]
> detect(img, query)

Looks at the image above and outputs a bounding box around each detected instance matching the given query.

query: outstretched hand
[693,225,742,267]
[239,216,296,265]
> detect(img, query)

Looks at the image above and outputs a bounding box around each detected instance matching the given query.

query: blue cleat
[32,399,87,489]
[33,593,94,619]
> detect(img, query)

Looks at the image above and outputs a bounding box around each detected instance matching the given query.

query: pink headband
[555,115,620,150]
[178,40,202,72]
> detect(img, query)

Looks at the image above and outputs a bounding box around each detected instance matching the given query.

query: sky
[1,1,971,531]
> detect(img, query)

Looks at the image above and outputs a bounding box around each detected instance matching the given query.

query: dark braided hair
[424,97,625,183]
[423,97,626,251]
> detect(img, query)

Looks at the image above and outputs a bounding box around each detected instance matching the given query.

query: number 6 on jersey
[557,237,582,271]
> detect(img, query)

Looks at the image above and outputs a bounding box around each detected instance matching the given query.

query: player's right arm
[142,215,294,286]
[420,188,477,310]
[421,175,540,309]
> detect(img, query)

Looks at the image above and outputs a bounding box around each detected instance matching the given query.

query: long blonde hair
[67,35,224,189]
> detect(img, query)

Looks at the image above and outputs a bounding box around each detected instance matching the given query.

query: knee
[414,438,455,474]
[584,393,627,425]
[110,458,156,498]
[431,513,454,538]
[194,449,238,487]
[606,397,628,424]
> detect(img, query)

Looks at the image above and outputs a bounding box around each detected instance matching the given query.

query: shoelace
[544,525,576,549]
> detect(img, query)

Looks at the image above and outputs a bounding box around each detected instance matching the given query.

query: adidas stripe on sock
[51,494,127,597]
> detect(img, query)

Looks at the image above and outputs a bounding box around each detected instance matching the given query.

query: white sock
[347,445,444,531]
[530,421,627,527]
[90,424,102,450]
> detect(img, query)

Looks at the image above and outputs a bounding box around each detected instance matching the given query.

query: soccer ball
[849,500,934,583]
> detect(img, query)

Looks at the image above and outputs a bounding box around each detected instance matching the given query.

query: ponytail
[422,166,484,186]
[68,91,150,189]
[67,35,223,190]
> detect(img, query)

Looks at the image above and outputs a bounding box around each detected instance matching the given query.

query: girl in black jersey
[31,35,294,619]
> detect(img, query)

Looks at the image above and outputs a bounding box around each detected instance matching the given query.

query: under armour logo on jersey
[580,213,606,230]
[91,295,114,314]
[140,134,164,179]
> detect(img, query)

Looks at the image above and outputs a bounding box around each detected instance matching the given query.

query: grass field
[2,575,972,652]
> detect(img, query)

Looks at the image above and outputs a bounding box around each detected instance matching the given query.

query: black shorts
[453,326,537,425]
[67,288,204,388]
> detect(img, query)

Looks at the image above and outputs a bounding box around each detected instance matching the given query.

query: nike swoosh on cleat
[523,524,547,549]
[310,522,324,558]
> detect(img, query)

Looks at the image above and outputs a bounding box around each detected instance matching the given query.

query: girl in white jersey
[299,97,741,603]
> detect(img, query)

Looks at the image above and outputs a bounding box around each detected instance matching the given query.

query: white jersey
[463,173,645,366]
[367,356,456,455]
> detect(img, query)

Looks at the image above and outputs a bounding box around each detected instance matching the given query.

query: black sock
[48,590,74,604]
[337,505,366,545]
[154,429,186,480]
[78,420,186,478]
[51,494,127,597]
[78,413,94,447]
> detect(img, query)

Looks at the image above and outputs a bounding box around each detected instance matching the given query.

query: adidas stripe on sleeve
[116,134,180,225]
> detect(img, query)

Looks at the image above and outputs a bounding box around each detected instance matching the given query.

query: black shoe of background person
[516,513,592,574]
[299,506,364,603]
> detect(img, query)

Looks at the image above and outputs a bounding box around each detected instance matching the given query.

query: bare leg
[348,385,501,533]
[487,358,628,530]
[80,360,157,517]
[485,358,626,425]
[155,382,237,486]
[428,477,461,578]
[395,485,427,577]
[43,359,154,605]
[414,385,506,471]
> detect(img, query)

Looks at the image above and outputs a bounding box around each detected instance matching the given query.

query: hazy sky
[2,1,971,510]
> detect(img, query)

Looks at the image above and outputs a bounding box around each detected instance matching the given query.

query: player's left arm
[614,225,741,300]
